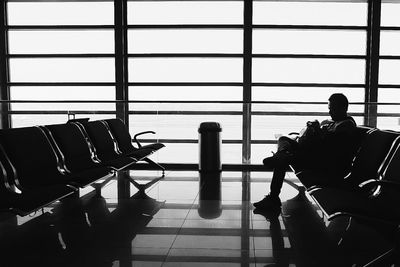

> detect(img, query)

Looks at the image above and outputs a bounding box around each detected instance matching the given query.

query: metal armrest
[360,179,400,190]
[133,131,156,148]
[329,210,399,226]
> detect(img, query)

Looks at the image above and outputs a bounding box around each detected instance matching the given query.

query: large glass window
[127,0,244,164]
[381,2,400,27]
[7,2,114,25]
[128,2,243,25]
[129,58,242,82]
[251,0,368,163]
[9,58,115,82]
[6,1,115,127]
[10,86,115,111]
[8,30,114,54]
[4,0,396,166]
[253,2,368,26]
[378,2,400,130]
[252,58,365,84]
[253,30,366,55]
[128,30,242,53]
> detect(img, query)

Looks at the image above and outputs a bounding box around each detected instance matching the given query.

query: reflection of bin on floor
[198,122,222,172]
[198,171,222,219]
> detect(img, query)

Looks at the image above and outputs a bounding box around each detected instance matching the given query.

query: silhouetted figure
[254,93,357,212]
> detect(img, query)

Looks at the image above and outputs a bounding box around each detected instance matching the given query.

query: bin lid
[198,122,222,133]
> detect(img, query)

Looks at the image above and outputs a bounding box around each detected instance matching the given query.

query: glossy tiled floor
[0,170,394,267]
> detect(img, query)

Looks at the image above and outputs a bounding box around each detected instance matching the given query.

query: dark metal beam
[364,0,381,127]
[0,1,10,129]
[114,0,129,125]
[242,0,252,165]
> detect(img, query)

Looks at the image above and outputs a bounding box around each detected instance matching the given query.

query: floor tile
[112,261,163,267]
[182,219,242,229]
[147,181,199,202]
[152,209,191,219]
[187,207,242,221]
[132,234,177,248]
[163,262,245,267]
[171,235,242,250]
[167,248,254,258]
[145,218,185,228]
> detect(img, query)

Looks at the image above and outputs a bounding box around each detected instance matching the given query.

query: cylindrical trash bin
[198,122,222,172]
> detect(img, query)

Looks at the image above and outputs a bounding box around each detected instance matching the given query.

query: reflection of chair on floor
[0,212,69,267]
[55,197,96,264]
[85,193,164,266]
[56,192,164,266]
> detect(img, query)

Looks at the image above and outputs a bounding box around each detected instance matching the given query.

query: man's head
[328,93,349,121]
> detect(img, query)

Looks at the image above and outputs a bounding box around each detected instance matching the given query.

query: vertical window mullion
[365,0,381,127]
[243,0,252,164]
[0,1,10,129]
[115,0,129,125]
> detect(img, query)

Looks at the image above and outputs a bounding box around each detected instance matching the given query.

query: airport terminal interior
[0,0,399,266]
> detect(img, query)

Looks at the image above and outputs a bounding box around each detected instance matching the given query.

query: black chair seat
[8,184,76,216]
[68,167,114,188]
[103,157,137,171]
[310,187,398,223]
[140,143,165,152]
[294,169,342,189]
[123,147,155,161]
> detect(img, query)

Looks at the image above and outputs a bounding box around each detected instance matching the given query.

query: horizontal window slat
[8,54,114,58]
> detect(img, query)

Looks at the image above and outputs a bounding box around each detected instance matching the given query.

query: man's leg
[263,136,297,168]
[269,164,287,197]
[253,161,287,211]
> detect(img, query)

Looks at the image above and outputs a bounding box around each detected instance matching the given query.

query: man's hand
[306,120,320,129]
[320,119,333,127]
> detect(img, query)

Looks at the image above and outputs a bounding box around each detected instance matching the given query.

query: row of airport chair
[0,118,165,216]
[292,126,400,266]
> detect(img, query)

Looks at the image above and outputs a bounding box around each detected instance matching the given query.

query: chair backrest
[0,143,20,193]
[79,120,121,162]
[353,126,374,148]
[370,136,400,203]
[44,123,99,173]
[380,136,400,185]
[0,144,18,211]
[347,129,400,185]
[67,118,90,124]
[0,127,65,188]
[103,119,135,154]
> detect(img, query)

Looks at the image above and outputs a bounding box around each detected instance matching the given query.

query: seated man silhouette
[254,93,357,212]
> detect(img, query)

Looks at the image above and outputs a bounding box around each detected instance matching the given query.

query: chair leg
[90,172,116,195]
[126,174,164,193]
[362,248,394,267]
[363,225,400,267]
[143,158,165,175]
